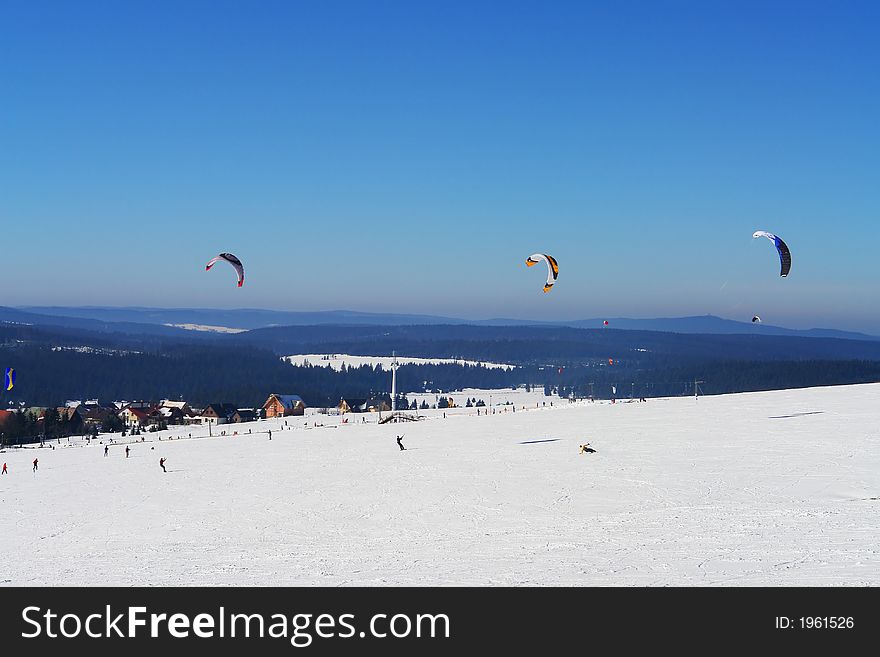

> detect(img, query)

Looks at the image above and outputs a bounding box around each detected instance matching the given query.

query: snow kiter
[752,231,791,277]
[206,253,245,287]
[525,253,559,292]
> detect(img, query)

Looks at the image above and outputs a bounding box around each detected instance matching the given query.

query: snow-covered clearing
[1,384,878,586]
[165,323,248,334]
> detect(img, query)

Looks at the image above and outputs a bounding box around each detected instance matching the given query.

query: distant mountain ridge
[13,306,880,342]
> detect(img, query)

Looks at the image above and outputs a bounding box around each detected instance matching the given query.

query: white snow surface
[165,323,248,334]
[284,354,514,370]
[1,383,878,586]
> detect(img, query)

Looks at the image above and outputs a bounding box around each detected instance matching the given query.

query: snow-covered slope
[1,384,878,586]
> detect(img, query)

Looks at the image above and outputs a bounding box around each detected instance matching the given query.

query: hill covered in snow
[1,383,877,586]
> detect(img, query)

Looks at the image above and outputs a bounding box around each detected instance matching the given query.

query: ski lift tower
[379,351,420,424]
[390,351,399,414]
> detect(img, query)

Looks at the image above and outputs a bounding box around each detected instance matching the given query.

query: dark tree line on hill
[228,324,880,363]
[4,322,880,409]
[3,340,880,410]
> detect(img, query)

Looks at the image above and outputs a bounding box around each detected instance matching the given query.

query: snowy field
[284,354,514,370]
[164,323,248,334]
[1,383,878,586]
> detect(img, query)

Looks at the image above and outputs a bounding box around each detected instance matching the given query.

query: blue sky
[2,1,878,330]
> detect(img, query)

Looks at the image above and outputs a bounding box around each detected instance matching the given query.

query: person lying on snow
[579,443,596,454]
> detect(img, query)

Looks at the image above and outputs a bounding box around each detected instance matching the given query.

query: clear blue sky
[2,1,878,330]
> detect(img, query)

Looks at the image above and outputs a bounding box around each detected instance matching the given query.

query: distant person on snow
[396,435,405,451]
[104,445,109,457]
[579,443,596,454]
[159,458,167,473]
[125,446,130,458]
[33,458,38,472]
[2,463,7,475]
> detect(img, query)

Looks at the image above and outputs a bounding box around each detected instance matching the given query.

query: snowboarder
[125,446,130,458]
[1,463,7,475]
[104,445,109,457]
[579,443,596,454]
[396,435,405,451]
[159,457,166,473]
[32,458,38,472]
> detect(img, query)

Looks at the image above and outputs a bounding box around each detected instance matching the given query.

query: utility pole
[589,382,594,400]
[631,382,634,400]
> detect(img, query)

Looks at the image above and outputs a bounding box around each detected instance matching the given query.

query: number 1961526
[776,617,854,629]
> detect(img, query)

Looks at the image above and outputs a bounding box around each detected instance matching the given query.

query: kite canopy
[206,253,245,287]
[753,231,791,277]
[525,253,559,292]
[752,315,762,323]
[4,367,15,391]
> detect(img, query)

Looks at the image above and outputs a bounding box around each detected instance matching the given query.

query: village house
[337,398,367,414]
[55,407,85,433]
[160,399,194,416]
[200,403,238,425]
[364,396,391,413]
[155,406,186,425]
[119,406,151,429]
[116,400,153,410]
[231,409,257,423]
[263,394,306,418]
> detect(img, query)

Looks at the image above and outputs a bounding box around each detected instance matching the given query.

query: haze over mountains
[10,306,880,342]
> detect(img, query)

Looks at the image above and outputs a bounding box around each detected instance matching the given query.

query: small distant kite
[752,315,762,323]
[525,253,559,292]
[608,358,614,366]
[752,231,791,278]
[4,367,15,391]
[206,253,245,287]
[603,320,609,327]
